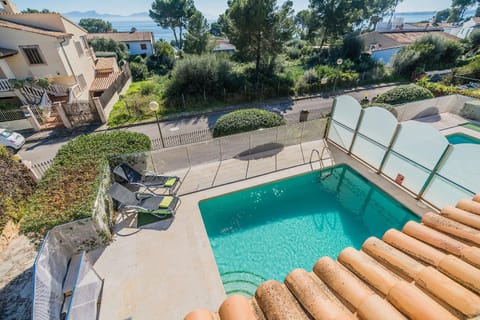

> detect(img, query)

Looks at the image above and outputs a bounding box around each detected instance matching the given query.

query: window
[140,43,147,50]
[20,46,45,65]
[80,36,89,49]
[75,41,84,57]
[78,74,87,90]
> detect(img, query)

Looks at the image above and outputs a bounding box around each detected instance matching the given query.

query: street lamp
[149,101,164,148]
[333,58,343,96]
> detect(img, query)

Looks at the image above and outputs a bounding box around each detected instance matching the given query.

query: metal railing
[0,108,24,122]
[0,78,13,91]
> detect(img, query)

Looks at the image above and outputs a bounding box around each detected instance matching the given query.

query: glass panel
[382,152,431,194]
[220,133,250,160]
[331,95,362,128]
[277,122,303,147]
[422,175,474,209]
[186,139,221,166]
[436,144,480,193]
[357,107,397,146]
[250,127,280,157]
[301,118,327,143]
[351,107,397,169]
[391,122,448,170]
[150,147,189,173]
[327,121,354,151]
[351,135,386,169]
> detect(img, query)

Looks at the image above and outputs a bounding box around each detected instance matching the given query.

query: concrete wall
[0,28,68,79]
[394,94,480,121]
[61,21,96,90]
[0,118,32,131]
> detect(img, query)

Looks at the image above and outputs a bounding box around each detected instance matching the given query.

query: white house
[452,17,480,39]
[86,30,155,56]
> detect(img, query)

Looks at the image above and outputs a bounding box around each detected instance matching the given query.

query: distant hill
[63,10,150,21]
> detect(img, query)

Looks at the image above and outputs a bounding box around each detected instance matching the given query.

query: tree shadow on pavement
[234,143,284,160]
[0,267,33,320]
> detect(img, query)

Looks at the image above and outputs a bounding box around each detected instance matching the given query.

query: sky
[12,0,456,19]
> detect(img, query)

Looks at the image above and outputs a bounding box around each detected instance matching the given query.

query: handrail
[309,149,321,165]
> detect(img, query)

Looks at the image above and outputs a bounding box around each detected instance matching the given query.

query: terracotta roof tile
[0,19,71,37]
[95,57,117,71]
[86,32,153,42]
[186,193,480,320]
[90,71,121,92]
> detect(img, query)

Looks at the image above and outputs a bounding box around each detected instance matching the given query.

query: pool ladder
[309,145,334,179]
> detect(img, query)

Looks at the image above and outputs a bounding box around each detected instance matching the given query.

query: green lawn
[461,122,480,132]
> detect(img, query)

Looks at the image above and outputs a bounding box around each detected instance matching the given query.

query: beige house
[0,0,131,130]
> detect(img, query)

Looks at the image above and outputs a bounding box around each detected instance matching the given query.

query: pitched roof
[0,47,17,58]
[86,31,153,43]
[90,71,121,92]
[95,57,117,72]
[0,18,71,37]
[362,30,460,51]
[186,194,480,320]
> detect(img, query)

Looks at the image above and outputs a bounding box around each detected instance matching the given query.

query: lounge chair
[107,182,179,218]
[113,162,180,194]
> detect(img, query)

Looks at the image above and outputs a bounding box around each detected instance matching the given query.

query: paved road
[18,85,396,164]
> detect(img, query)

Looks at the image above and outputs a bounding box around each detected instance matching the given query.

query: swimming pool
[446,133,480,145]
[199,164,419,296]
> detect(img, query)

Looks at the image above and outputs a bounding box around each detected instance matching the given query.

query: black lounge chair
[113,162,180,194]
[107,182,179,218]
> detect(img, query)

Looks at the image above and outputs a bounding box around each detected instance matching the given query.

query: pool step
[221,270,267,297]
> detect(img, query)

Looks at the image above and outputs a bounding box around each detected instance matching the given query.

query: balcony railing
[0,78,13,92]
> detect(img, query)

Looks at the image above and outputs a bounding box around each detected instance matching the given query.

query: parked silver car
[0,128,25,153]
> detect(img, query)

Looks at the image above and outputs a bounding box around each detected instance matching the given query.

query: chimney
[1,0,20,14]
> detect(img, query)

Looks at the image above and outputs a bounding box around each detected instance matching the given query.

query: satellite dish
[337,58,343,65]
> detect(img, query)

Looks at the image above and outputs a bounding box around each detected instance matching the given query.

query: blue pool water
[447,133,480,145]
[199,164,419,296]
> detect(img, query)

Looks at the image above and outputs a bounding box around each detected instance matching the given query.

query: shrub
[295,69,320,94]
[391,35,463,78]
[140,81,156,96]
[130,62,149,81]
[213,108,285,137]
[0,145,36,233]
[470,29,480,48]
[21,131,151,235]
[376,84,434,105]
[164,54,242,108]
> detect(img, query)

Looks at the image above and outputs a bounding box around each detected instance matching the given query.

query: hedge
[213,108,285,137]
[0,146,36,233]
[376,84,434,105]
[20,131,151,235]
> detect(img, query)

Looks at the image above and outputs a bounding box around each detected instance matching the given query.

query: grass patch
[461,122,480,132]
[107,76,169,127]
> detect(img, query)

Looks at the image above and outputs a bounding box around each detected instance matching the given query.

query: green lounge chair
[107,182,179,218]
[113,162,180,194]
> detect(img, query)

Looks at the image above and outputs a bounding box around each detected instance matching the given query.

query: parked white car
[0,128,25,153]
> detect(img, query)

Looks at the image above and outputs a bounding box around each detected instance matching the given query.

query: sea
[68,10,476,43]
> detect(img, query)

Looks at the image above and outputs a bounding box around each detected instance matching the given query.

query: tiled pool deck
[92,137,433,319]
